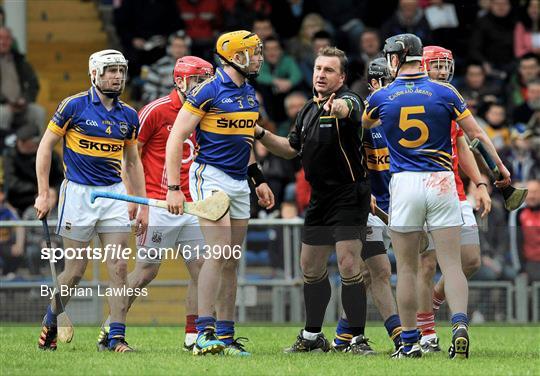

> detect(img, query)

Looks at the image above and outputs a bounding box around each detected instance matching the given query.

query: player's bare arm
[456,135,491,217]
[34,129,62,219]
[123,143,149,235]
[457,114,511,188]
[165,108,200,215]
[254,124,297,159]
[248,151,275,210]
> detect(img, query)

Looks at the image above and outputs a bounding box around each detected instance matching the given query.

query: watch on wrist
[167,184,181,191]
[476,182,488,188]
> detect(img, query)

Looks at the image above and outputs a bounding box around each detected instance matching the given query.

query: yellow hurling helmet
[215,30,263,78]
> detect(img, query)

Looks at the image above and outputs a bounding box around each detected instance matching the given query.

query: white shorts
[389,171,463,233]
[366,213,391,250]
[136,205,205,263]
[189,161,251,220]
[56,180,131,242]
[425,199,480,251]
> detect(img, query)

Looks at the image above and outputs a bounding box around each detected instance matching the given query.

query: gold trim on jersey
[65,130,124,160]
[362,106,378,122]
[57,91,86,114]
[455,108,471,121]
[199,111,258,136]
[184,101,207,117]
[48,118,72,137]
[417,148,452,160]
[417,150,453,171]
[190,76,217,97]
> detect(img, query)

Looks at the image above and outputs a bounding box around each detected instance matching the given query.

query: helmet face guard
[367,57,393,91]
[88,50,128,98]
[173,56,214,94]
[215,31,264,79]
[422,46,454,83]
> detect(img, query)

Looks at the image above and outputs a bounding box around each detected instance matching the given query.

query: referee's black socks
[341,273,367,337]
[303,270,331,333]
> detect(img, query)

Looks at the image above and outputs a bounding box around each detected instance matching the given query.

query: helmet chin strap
[92,72,124,99]
[215,51,259,80]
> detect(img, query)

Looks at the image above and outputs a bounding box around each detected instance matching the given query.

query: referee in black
[254,46,372,354]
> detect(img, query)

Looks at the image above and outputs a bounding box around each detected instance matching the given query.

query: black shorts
[361,239,386,261]
[302,180,371,246]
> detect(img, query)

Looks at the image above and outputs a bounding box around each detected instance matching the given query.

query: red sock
[417,312,436,337]
[432,291,445,313]
[185,315,198,334]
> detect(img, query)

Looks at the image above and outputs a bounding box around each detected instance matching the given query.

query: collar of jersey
[90,87,121,108]
[168,89,182,110]
[216,67,246,88]
[395,73,428,80]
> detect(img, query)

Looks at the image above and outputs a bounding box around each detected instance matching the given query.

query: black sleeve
[287,102,310,151]
[339,91,364,124]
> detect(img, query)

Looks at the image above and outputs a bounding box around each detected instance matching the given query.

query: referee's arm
[254,124,298,160]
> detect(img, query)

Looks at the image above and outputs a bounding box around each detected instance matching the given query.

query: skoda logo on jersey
[247,95,256,107]
[119,122,128,135]
[85,119,99,127]
[221,98,233,104]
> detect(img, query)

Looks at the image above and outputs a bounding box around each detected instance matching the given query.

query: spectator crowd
[0,1,539,320]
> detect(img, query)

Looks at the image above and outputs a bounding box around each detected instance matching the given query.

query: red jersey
[138,90,195,201]
[451,121,467,201]
[519,208,540,262]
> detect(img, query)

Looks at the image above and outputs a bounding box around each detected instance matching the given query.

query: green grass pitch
[1,324,538,375]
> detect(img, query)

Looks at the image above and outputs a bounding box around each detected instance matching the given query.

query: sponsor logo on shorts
[151,231,163,244]
[65,222,72,231]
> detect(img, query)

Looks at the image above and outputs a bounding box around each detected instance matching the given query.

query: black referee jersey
[287,85,368,191]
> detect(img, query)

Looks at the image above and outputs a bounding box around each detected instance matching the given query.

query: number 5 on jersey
[398,106,429,148]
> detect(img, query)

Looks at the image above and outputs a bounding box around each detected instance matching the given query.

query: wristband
[476,182,488,188]
[167,184,181,191]
[255,128,266,140]
[247,163,267,187]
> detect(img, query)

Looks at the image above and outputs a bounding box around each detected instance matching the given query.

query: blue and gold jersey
[184,67,259,180]
[363,73,471,173]
[48,87,139,186]
[363,126,391,213]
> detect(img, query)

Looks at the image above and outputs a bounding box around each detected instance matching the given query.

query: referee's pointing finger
[323,93,336,112]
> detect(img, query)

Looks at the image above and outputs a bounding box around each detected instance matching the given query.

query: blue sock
[451,313,469,334]
[195,316,216,338]
[384,314,402,346]
[400,329,419,352]
[45,305,57,327]
[108,322,126,349]
[216,320,235,345]
[334,318,353,345]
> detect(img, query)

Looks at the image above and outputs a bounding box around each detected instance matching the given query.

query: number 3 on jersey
[398,106,429,148]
